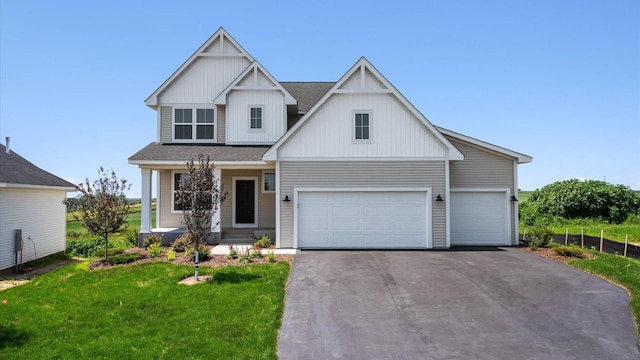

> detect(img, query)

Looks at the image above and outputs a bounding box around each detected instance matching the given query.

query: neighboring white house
[129,28,532,249]
[0,142,74,272]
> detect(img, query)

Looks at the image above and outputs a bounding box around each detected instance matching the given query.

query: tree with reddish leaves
[66,168,131,261]
[175,154,226,280]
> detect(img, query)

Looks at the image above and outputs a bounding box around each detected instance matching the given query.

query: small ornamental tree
[175,154,226,280]
[65,168,131,261]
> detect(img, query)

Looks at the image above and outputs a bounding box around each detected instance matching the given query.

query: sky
[1,0,638,197]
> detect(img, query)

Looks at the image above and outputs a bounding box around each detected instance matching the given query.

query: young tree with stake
[174,154,226,280]
[66,168,131,261]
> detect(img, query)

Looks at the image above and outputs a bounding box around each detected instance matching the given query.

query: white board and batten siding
[446,137,518,245]
[0,188,67,271]
[225,90,287,145]
[278,161,446,248]
[277,93,449,159]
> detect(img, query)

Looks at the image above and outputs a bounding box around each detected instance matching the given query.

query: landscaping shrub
[553,245,586,258]
[167,249,176,261]
[267,251,276,263]
[92,248,125,258]
[225,245,238,259]
[253,235,272,249]
[107,253,141,265]
[147,243,163,257]
[250,249,263,259]
[142,233,162,248]
[66,238,111,257]
[525,226,555,250]
[185,245,209,262]
[171,232,194,252]
[124,227,139,246]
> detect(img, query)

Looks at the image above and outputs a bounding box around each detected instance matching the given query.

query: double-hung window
[262,171,275,193]
[173,172,213,211]
[249,106,264,131]
[174,108,215,141]
[354,112,371,141]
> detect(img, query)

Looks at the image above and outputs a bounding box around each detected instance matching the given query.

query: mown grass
[66,207,156,248]
[521,217,640,244]
[567,252,640,338]
[0,261,290,359]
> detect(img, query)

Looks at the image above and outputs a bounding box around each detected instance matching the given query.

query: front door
[233,177,257,227]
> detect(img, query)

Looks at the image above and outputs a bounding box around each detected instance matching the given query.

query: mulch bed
[89,246,293,271]
[519,246,595,262]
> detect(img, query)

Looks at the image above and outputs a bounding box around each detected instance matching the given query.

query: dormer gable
[145,27,254,107]
[214,61,296,106]
[264,57,465,161]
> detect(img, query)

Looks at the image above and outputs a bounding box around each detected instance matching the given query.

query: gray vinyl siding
[160,106,172,143]
[217,106,226,144]
[158,170,185,228]
[220,169,275,229]
[447,137,518,244]
[279,161,446,248]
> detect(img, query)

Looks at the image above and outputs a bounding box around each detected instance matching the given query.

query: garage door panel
[451,191,508,246]
[298,191,428,249]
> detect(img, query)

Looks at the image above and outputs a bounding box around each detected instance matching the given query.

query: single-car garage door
[297,191,428,249]
[450,191,509,246]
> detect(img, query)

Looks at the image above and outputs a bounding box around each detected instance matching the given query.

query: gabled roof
[436,126,533,164]
[264,57,465,161]
[145,27,254,107]
[0,144,75,189]
[214,61,296,105]
[280,82,335,113]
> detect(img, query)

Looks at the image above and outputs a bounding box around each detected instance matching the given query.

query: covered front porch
[136,165,277,247]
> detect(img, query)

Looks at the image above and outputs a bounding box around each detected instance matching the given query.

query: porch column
[211,168,222,241]
[140,168,152,233]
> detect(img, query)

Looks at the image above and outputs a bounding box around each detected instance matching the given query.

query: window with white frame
[354,112,371,141]
[263,171,275,193]
[172,172,213,212]
[249,106,264,130]
[174,108,215,141]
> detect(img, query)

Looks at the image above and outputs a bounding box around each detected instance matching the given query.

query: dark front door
[235,180,255,224]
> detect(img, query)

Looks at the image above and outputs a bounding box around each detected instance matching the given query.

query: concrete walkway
[209,244,297,255]
[278,249,639,360]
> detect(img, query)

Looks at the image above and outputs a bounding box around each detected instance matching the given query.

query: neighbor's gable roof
[280,82,335,113]
[264,57,465,161]
[436,126,533,164]
[145,27,254,107]
[0,144,75,189]
[214,61,297,106]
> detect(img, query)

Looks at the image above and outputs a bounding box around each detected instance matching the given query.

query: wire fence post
[565,229,568,245]
[581,227,584,248]
[624,234,629,257]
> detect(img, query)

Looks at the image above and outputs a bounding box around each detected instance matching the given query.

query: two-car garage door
[297,191,428,249]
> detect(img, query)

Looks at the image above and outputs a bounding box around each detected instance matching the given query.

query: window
[250,106,263,130]
[263,172,275,193]
[354,112,370,140]
[174,108,215,141]
[172,172,213,211]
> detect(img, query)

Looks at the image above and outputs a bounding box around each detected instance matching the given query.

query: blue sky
[1,0,638,197]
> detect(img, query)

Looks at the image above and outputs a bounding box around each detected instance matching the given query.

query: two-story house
[129,28,532,249]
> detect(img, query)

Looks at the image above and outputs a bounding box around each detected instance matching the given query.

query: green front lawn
[1,261,290,359]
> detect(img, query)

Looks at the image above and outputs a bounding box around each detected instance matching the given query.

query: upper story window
[354,112,371,141]
[249,106,264,131]
[174,108,215,141]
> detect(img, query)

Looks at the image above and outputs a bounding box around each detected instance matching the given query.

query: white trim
[261,170,275,193]
[263,57,464,161]
[513,161,520,245]
[232,176,259,228]
[275,161,281,248]
[155,170,161,229]
[292,187,432,249]
[444,160,451,248]
[248,105,266,132]
[172,106,217,143]
[352,110,373,143]
[450,188,511,246]
[437,126,533,164]
[145,28,254,107]
[0,183,75,191]
[274,156,450,162]
[140,168,152,233]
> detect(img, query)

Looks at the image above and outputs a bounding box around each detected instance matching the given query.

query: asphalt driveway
[278,249,639,359]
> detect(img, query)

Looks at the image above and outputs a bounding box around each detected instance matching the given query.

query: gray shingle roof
[280,82,335,112]
[128,143,271,163]
[0,144,75,188]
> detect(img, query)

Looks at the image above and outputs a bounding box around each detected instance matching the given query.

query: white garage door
[450,191,509,246]
[297,191,428,249]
